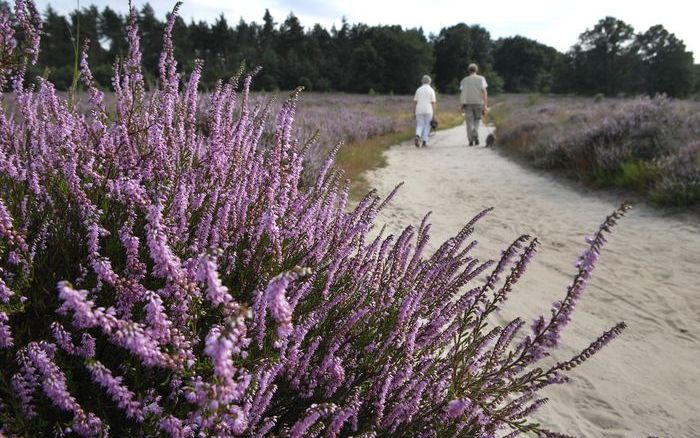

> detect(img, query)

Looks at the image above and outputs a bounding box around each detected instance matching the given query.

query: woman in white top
[413,75,437,148]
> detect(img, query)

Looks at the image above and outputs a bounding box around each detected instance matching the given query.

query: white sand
[363,124,700,437]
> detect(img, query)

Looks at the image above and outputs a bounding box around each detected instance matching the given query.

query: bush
[527,93,541,106]
[613,161,661,189]
[482,69,504,95]
[495,95,700,206]
[651,141,700,205]
[0,3,628,436]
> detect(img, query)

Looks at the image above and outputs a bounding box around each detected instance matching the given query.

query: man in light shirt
[413,74,437,148]
[459,63,488,146]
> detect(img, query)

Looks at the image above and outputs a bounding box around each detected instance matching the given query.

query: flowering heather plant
[196,92,460,183]
[496,95,700,206]
[221,93,407,183]
[5,89,456,188]
[1,2,627,436]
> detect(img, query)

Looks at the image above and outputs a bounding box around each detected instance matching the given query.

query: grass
[486,96,514,130]
[587,161,662,190]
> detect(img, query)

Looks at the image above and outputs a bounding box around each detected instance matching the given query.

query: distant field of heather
[258,92,461,180]
[22,90,461,188]
[493,94,700,207]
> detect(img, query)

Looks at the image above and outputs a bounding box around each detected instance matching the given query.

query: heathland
[1,1,699,437]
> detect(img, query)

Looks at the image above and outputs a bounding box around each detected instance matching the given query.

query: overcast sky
[42,0,698,61]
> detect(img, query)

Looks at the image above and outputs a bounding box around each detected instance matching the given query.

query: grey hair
[421,75,431,84]
[468,63,478,74]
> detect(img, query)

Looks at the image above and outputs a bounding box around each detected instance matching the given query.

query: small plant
[1,2,628,436]
[527,93,541,106]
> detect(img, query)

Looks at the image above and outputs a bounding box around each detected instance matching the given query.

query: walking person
[413,75,437,148]
[459,63,488,146]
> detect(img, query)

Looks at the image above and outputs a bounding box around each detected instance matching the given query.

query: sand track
[364,123,700,437]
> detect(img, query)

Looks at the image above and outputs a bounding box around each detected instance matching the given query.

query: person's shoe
[414,135,420,148]
[468,140,474,146]
[422,141,427,147]
[475,138,480,146]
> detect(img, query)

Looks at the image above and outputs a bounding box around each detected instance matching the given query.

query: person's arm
[481,77,489,112]
[431,102,436,119]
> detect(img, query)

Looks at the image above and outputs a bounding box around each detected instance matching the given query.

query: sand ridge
[364,123,700,437]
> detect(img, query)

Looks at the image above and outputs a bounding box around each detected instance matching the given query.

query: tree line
[24,3,700,97]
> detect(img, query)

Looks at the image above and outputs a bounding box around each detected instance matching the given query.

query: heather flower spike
[0,2,628,436]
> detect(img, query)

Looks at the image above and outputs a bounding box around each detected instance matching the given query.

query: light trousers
[415,113,432,144]
[464,104,482,142]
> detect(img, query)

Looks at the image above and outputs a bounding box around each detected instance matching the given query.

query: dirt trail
[364,123,700,437]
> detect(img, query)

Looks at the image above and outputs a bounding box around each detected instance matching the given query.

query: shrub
[612,161,661,189]
[527,93,541,106]
[0,2,628,436]
[651,141,700,205]
[495,95,700,206]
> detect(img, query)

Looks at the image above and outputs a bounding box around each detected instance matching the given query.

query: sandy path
[363,124,700,437]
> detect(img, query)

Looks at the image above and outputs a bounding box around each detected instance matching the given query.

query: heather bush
[496,95,700,206]
[3,87,458,188]
[650,141,700,205]
[192,88,462,190]
[256,93,426,183]
[1,3,628,436]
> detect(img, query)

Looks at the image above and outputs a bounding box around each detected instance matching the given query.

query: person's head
[468,63,478,74]
[421,74,431,85]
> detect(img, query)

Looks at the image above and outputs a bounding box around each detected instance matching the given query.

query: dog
[485,132,495,147]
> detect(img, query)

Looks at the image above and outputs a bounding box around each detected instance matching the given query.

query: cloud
[272,0,343,19]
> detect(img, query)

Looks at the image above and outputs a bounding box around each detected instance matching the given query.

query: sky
[42,0,698,61]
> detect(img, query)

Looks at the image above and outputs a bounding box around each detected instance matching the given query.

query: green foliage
[432,23,492,92]
[40,7,75,69]
[42,65,75,90]
[562,18,695,97]
[566,17,642,96]
[527,93,541,106]
[493,36,562,93]
[636,25,695,98]
[482,68,504,94]
[588,161,661,190]
[28,5,696,98]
